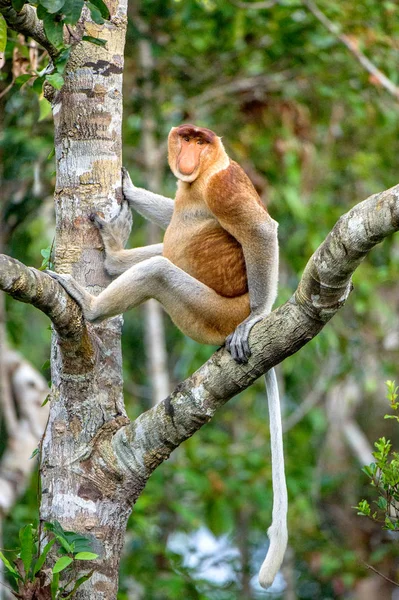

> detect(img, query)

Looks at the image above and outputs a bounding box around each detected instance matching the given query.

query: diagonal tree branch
[302,0,399,100]
[110,183,399,494]
[0,184,398,501]
[0,255,89,344]
[0,0,58,59]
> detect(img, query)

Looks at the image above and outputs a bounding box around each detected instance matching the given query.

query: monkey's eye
[197,139,204,145]
[183,136,190,142]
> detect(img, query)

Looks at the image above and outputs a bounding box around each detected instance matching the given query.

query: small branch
[230,0,279,8]
[0,79,15,100]
[189,71,293,110]
[0,0,58,59]
[303,0,399,100]
[363,562,399,588]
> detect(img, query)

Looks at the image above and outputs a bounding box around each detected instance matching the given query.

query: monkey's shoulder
[206,160,267,219]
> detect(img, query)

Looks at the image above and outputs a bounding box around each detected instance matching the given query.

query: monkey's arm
[226,218,279,362]
[122,167,174,229]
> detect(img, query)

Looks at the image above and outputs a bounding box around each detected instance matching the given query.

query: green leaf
[54,47,71,74]
[89,0,109,19]
[41,394,50,407]
[87,2,104,24]
[32,75,45,95]
[19,525,34,580]
[12,0,26,10]
[30,448,39,459]
[61,532,96,554]
[39,0,66,14]
[82,35,107,47]
[0,15,7,54]
[14,74,33,88]
[36,4,48,20]
[56,535,73,554]
[51,571,59,600]
[43,13,65,48]
[53,556,73,573]
[48,147,55,160]
[34,539,56,575]
[377,496,388,510]
[41,359,51,370]
[0,551,20,579]
[46,72,64,90]
[39,97,52,121]
[63,571,94,599]
[74,552,98,560]
[63,0,84,24]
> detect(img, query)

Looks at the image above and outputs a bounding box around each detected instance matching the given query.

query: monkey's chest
[163,220,248,297]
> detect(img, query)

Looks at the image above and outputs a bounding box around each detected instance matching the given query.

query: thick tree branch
[303,0,399,100]
[0,0,58,59]
[1,185,398,503]
[111,184,399,495]
[0,255,86,341]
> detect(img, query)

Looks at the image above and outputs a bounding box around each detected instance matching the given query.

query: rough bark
[40,1,129,593]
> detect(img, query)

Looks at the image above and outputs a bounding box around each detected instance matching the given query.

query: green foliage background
[1,0,399,598]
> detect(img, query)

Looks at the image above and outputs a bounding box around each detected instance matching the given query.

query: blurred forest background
[1,0,399,598]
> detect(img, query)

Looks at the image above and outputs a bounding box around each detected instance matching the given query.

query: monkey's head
[168,124,226,183]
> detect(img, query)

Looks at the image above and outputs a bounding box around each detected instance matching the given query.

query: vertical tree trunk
[39,4,129,598]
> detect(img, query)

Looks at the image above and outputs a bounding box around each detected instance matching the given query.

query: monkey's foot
[46,271,97,321]
[225,315,263,364]
[90,200,133,250]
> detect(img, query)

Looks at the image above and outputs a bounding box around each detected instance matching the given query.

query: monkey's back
[163,199,248,298]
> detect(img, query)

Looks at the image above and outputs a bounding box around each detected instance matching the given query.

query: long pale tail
[258,368,288,589]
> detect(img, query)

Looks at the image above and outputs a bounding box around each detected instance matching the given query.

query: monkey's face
[168,124,219,183]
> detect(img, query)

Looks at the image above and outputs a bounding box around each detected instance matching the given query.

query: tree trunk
[39,4,130,598]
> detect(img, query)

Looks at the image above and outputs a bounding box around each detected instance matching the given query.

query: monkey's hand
[46,272,98,322]
[225,313,264,364]
[90,200,133,251]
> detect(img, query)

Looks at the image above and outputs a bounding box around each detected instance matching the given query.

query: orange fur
[164,129,269,303]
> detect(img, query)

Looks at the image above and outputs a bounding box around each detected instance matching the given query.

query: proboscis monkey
[48,124,287,589]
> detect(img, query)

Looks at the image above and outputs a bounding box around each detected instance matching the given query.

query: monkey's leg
[48,257,249,344]
[104,245,163,276]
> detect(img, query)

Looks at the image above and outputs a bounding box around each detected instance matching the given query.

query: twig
[303,0,399,100]
[363,562,399,588]
[230,0,279,8]
[189,71,293,109]
[0,79,15,99]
